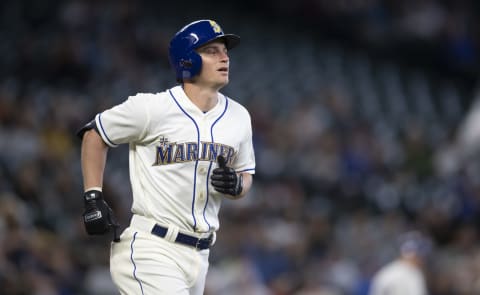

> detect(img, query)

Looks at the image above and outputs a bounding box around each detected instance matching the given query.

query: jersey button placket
[194,117,210,231]
[194,167,205,228]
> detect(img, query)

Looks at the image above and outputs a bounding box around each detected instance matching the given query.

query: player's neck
[400,255,423,268]
[182,83,219,112]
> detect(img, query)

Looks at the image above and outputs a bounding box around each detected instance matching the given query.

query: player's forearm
[81,130,109,191]
[237,173,253,199]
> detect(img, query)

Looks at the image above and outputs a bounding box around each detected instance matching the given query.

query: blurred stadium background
[1,0,480,294]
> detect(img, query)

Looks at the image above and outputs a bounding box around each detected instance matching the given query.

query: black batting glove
[83,190,120,241]
[211,155,243,196]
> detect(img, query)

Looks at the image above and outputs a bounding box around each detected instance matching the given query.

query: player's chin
[218,71,229,80]
[215,76,229,87]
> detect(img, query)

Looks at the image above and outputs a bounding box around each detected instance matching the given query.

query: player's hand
[82,190,119,240]
[211,155,243,196]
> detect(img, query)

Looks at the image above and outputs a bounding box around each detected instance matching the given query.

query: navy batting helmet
[168,19,240,82]
[398,231,432,258]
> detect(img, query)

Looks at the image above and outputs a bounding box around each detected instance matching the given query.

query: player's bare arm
[78,128,119,241]
[81,129,108,191]
[235,172,253,199]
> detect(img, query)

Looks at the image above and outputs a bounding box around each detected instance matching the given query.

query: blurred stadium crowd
[1,0,480,294]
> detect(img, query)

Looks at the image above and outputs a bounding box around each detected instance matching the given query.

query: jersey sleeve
[95,94,150,147]
[235,111,256,174]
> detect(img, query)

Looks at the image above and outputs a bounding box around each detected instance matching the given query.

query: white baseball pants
[110,215,211,295]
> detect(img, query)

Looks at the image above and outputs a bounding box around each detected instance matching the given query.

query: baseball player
[77,19,255,294]
[368,231,432,295]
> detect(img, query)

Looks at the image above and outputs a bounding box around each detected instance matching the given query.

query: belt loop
[164,224,179,243]
[211,232,217,246]
[195,239,202,249]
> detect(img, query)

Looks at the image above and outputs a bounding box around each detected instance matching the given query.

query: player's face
[196,41,230,88]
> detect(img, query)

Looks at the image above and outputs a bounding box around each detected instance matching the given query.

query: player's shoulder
[125,90,170,106]
[222,94,251,117]
[129,91,168,100]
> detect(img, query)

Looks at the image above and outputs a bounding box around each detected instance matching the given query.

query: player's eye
[200,47,217,54]
[198,46,227,56]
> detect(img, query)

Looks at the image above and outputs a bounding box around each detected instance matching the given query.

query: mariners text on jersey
[153,138,236,166]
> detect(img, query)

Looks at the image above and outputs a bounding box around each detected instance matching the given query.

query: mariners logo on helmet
[168,19,240,82]
[209,20,222,34]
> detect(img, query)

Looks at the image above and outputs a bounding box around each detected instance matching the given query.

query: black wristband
[234,173,243,196]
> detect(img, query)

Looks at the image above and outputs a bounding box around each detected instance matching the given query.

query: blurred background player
[78,19,255,294]
[368,231,433,295]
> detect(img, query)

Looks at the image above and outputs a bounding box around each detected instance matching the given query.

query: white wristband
[85,187,103,192]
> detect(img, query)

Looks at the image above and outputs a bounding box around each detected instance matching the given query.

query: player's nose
[219,49,229,61]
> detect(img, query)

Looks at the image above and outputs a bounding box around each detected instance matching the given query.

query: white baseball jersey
[94,85,255,233]
[369,260,428,295]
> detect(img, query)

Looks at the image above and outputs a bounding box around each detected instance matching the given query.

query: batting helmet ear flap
[177,50,202,81]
